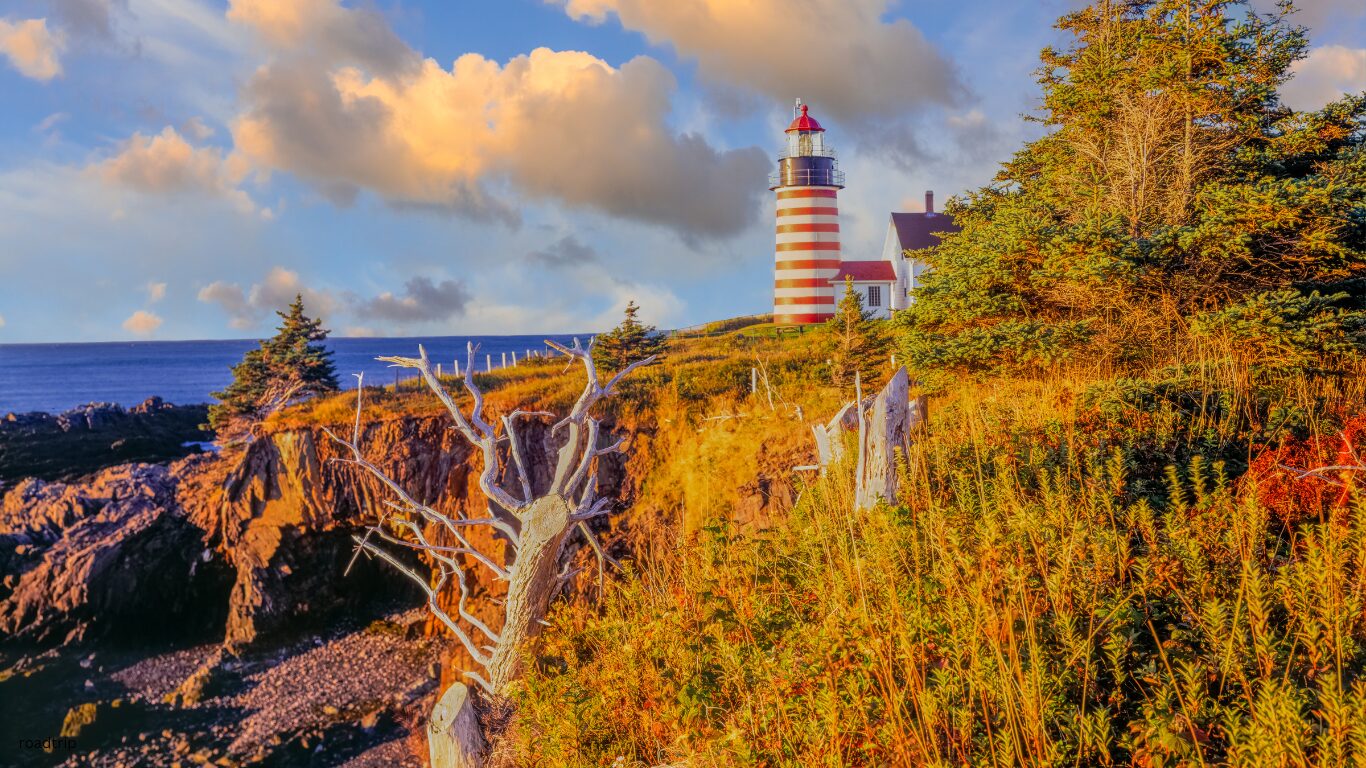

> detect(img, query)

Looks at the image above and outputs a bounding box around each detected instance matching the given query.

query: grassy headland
[270,314,1366,766]
[499,329,1366,767]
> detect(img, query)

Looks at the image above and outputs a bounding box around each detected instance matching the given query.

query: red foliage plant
[1245,416,1366,525]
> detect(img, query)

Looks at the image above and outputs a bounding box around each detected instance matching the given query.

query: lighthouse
[770,99,845,325]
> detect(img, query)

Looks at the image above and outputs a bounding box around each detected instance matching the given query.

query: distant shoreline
[0,331,595,348]
[0,398,212,484]
[0,333,586,414]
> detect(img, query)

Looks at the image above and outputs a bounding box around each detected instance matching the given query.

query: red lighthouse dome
[785,103,825,133]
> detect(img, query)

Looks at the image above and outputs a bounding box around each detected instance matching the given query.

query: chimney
[925,190,934,214]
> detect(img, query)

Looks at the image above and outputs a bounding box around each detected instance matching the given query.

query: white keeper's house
[769,100,959,323]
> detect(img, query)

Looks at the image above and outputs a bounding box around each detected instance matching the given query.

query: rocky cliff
[1,394,804,656]
[0,409,612,653]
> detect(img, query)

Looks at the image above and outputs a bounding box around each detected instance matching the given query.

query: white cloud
[226,1,767,239]
[196,281,253,329]
[0,18,64,81]
[1283,45,1366,111]
[35,112,69,134]
[122,309,162,336]
[590,275,685,331]
[147,281,167,303]
[197,266,340,330]
[551,0,963,122]
[181,116,215,141]
[91,126,258,215]
[1256,0,1366,32]
[350,277,471,323]
[226,0,416,75]
[200,267,473,332]
[50,0,127,43]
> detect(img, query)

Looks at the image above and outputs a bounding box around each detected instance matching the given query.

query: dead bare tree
[325,338,654,767]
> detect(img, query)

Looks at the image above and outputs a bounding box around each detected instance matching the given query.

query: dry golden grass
[508,348,1366,768]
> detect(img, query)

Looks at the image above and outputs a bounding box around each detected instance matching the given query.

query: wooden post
[486,354,491,372]
[512,351,518,366]
[454,359,460,378]
[501,352,507,368]
[751,367,757,394]
[437,363,443,378]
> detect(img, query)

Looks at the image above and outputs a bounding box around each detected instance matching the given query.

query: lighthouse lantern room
[771,99,845,325]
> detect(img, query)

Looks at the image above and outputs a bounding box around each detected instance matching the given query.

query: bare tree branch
[352,536,490,668]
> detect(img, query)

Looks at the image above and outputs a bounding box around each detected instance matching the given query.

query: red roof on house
[831,261,896,283]
[785,104,825,133]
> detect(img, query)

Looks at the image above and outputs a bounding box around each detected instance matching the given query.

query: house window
[867,285,882,307]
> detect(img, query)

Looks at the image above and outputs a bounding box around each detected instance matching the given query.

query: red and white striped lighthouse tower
[771,99,845,325]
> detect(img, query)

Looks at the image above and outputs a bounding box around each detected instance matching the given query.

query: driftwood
[324,338,652,767]
[811,367,926,509]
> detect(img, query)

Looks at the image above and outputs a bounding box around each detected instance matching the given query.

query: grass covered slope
[509,350,1366,767]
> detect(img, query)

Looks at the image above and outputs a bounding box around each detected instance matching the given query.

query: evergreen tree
[898,0,1366,374]
[209,295,339,431]
[592,301,665,372]
[824,278,892,389]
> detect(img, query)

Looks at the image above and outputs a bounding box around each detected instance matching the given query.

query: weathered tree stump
[812,367,926,509]
[429,682,486,768]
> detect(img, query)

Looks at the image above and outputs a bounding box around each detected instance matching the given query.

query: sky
[0,0,1363,343]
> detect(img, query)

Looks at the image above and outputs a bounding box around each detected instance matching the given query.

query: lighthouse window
[867,286,882,307]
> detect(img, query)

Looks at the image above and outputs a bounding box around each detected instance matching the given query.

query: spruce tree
[898,0,1366,373]
[209,295,339,431]
[592,301,665,372]
[825,278,892,389]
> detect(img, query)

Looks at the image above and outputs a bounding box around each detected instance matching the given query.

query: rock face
[0,411,490,651]
[0,406,633,653]
[195,416,533,650]
[0,461,231,645]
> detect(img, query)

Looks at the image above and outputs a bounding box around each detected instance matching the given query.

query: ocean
[0,334,584,414]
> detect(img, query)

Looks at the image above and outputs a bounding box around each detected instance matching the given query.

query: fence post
[751,367,757,394]
[512,351,518,366]
[486,354,491,372]
[454,359,460,378]
[437,363,443,378]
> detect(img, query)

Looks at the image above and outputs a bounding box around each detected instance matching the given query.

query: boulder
[0,463,231,646]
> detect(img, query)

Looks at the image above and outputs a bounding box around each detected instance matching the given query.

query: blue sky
[0,0,1363,343]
